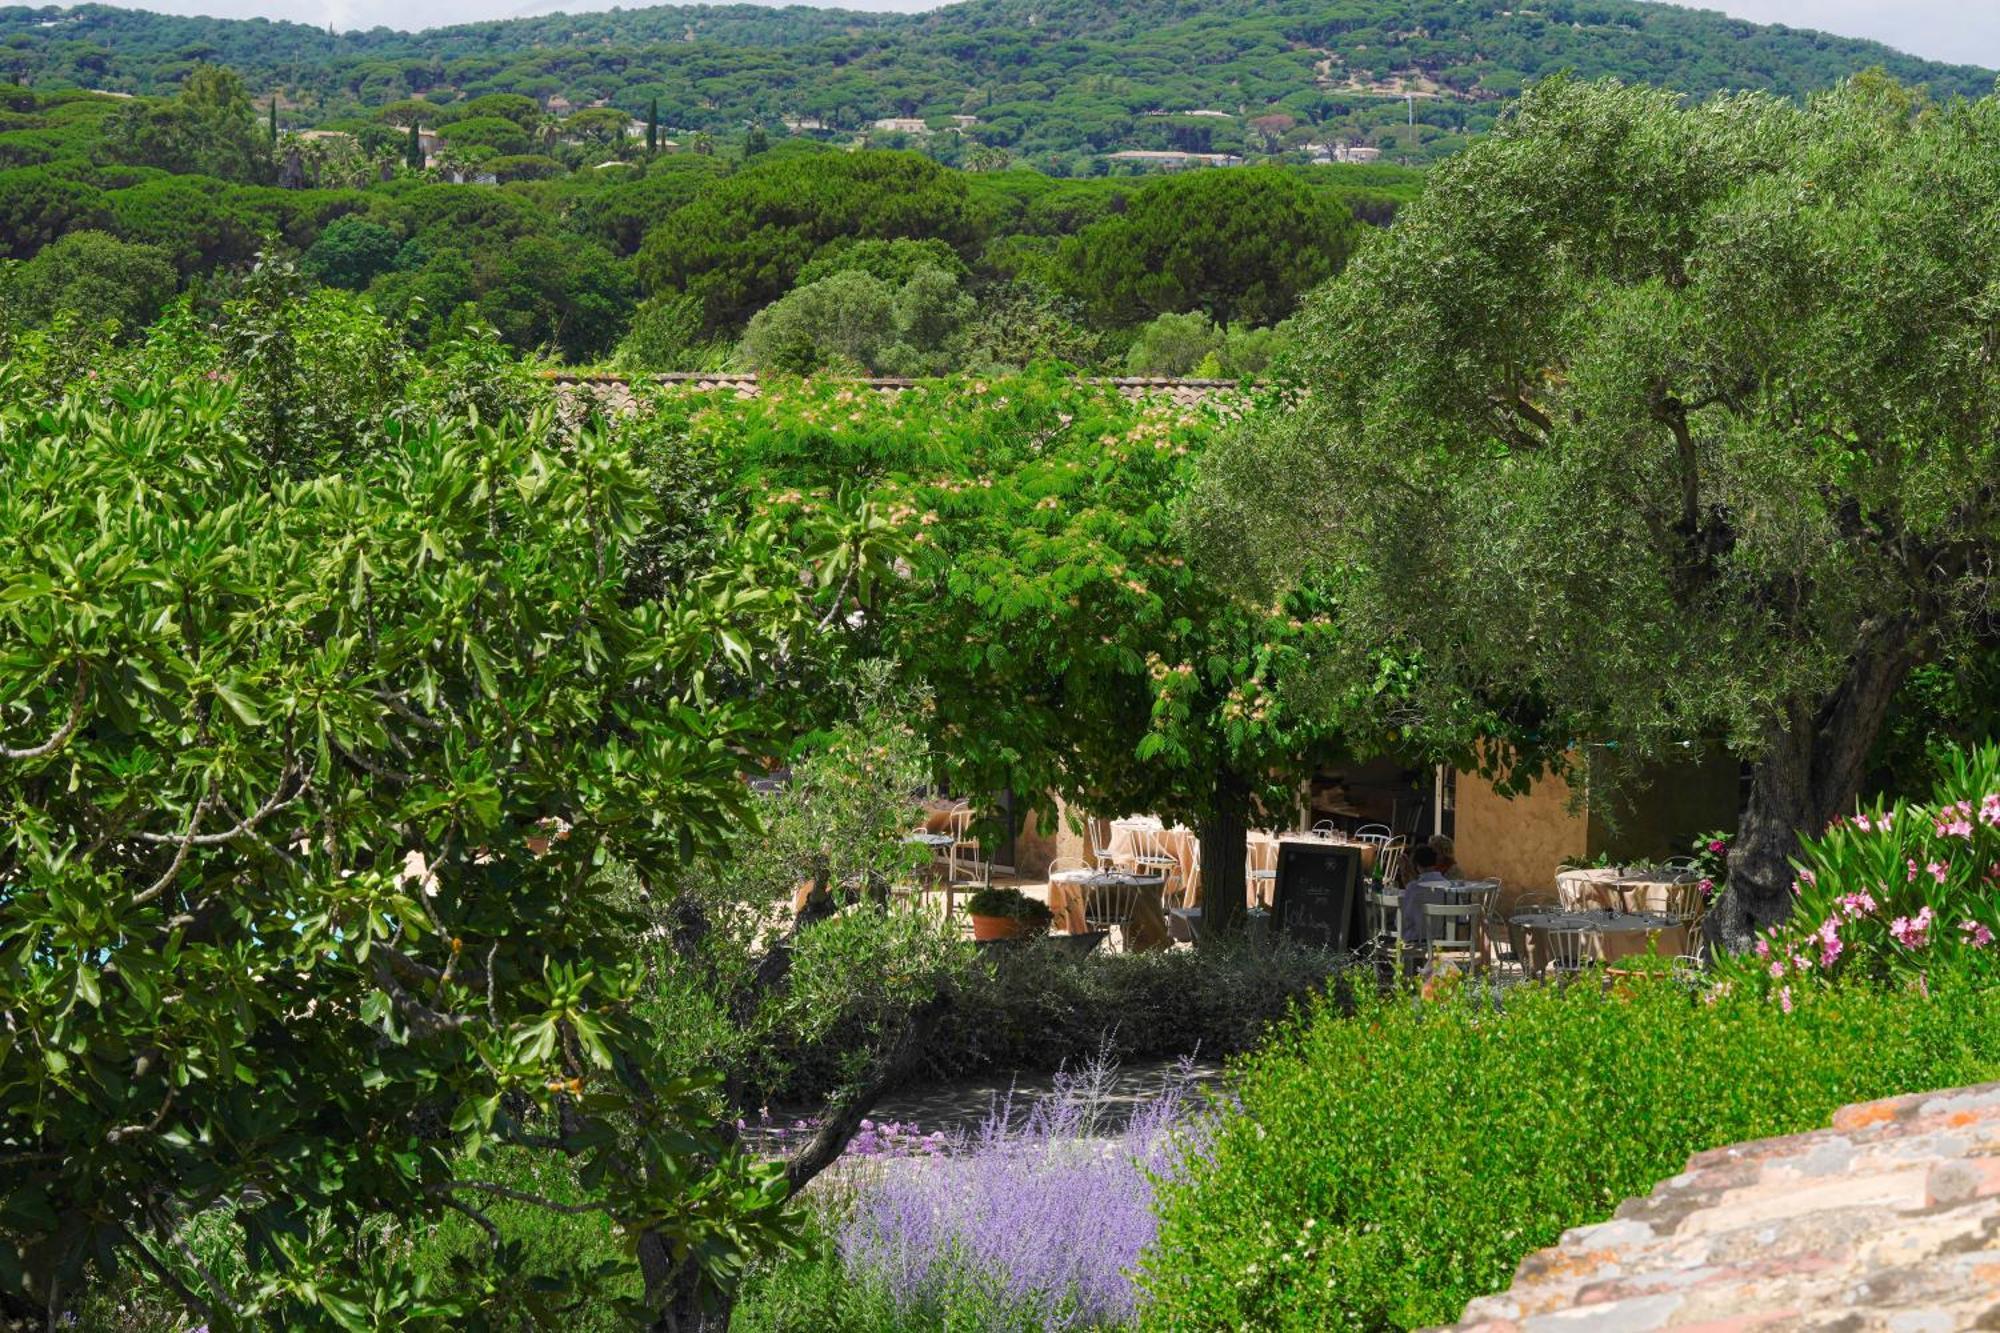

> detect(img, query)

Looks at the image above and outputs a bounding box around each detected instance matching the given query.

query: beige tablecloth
[1513,910,1690,977]
[1557,869,1697,914]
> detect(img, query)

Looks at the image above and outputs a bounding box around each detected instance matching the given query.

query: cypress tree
[646,97,658,156]
[406,122,423,170]
[268,98,278,141]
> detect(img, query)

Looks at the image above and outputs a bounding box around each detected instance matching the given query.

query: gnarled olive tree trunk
[1715,636,1914,951]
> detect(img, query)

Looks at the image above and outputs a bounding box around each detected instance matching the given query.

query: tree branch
[135,768,304,847]
[1,662,86,762]
[783,990,951,1197]
[129,790,213,909]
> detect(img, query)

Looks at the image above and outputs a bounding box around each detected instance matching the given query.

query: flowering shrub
[1687,829,1731,903]
[735,1057,1202,1332]
[837,1058,1201,1329]
[1723,743,2000,1000]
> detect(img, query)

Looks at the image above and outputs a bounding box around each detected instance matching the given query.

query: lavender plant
[834,1057,1204,1330]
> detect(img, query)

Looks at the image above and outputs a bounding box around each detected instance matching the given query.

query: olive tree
[1193,75,2000,947]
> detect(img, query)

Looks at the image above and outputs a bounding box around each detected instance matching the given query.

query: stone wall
[1440,1080,2000,1330]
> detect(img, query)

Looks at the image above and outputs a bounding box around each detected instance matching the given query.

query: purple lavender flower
[837,1056,1205,1328]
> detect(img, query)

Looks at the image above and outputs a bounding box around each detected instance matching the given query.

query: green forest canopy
[0,0,1990,167]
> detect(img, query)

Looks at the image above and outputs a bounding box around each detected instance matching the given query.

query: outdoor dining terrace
[882,795,1714,980]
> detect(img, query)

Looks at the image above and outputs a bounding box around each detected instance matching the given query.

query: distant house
[1179,109,1233,119]
[949,114,978,128]
[783,115,826,131]
[1105,149,1244,169]
[545,95,573,115]
[1312,143,1382,164]
[626,117,649,139]
[871,117,930,134]
[289,129,356,147]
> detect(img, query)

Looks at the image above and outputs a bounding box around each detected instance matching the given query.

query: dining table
[1557,867,1700,914]
[1510,908,1690,977]
[1399,877,1500,946]
[1046,870,1172,951]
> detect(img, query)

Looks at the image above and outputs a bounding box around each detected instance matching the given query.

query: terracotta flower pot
[970,913,1025,942]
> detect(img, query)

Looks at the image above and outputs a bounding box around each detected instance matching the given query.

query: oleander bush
[1722,742,2000,1002]
[1140,975,2000,1332]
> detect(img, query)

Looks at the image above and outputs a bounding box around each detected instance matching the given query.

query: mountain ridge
[1,0,1990,166]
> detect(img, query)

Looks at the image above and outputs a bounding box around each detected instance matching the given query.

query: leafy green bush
[1141,976,2000,1331]
[1721,742,2000,1001]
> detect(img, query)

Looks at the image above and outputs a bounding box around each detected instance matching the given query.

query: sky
[70,0,2000,72]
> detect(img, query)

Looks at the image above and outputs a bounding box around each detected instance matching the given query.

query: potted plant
[965,886,1053,942]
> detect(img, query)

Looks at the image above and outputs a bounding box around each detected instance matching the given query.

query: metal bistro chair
[945,855,992,922]
[946,801,980,882]
[1311,819,1342,839]
[1497,892,1558,980]
[1130,826,1182,899]
[1366,882,1404,963]
[1083,874,1147,953]
[1087,816,1120,872]
[1422,899,1483,974]
[1658,878,1711,955]
[1374,836,1409,888]
[1541,924,1598,982]
[1246,839,1278,909]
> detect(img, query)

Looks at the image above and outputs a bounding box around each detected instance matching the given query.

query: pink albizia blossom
[1838,890,1879,918]
[1890,907,1934,950]
[1962,920,1994,948]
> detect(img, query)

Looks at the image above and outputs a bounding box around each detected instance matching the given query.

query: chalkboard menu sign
[1272,841,1366,953]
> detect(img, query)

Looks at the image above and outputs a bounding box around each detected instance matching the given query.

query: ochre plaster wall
[1452,762,1589,910]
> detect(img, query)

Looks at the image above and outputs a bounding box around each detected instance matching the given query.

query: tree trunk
[1715,635,1914,952]
[1196,767,1251,938]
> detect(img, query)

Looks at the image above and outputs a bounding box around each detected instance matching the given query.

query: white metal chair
[1087,816,1119,871]
[1422,900,1483,973]
[946,801,980,881]
[1310,819,1341,839]
[1129,826,1181,897]
[1366,884,1404,954]
[1083,876,1146,952]
[1354,823,1393,841]
[1374,837,1409,887]
[1540,924,1596,979]
[945,855,991,921]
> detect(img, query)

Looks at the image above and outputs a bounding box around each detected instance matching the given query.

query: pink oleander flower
[1754,937,1771,959]
[1962,919,1994,948]
[1799,868,1816,885]
[1767,959,1785,979]
[1908,859,1921,883]
[1779,985,1793,1014]
[1817,916,1843,969]
[1980,794,2000,828]
[1929,860,1950,885]
[1838,890,1878,918]
[1890,906,1934,950]
[1854,813,1873,832]
[1708,839,1726,854]
[1937,815,1974,839]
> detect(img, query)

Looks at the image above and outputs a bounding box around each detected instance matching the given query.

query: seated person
[1400,845,1449,945]
[1428,834,1458,877]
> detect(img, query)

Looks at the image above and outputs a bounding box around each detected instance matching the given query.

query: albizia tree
[1192,74,2000,948]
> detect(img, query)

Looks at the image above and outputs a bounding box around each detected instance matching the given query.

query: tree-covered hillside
[0,0,1990,166]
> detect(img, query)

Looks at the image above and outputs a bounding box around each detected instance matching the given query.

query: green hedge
[1140,976,2000,1331]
